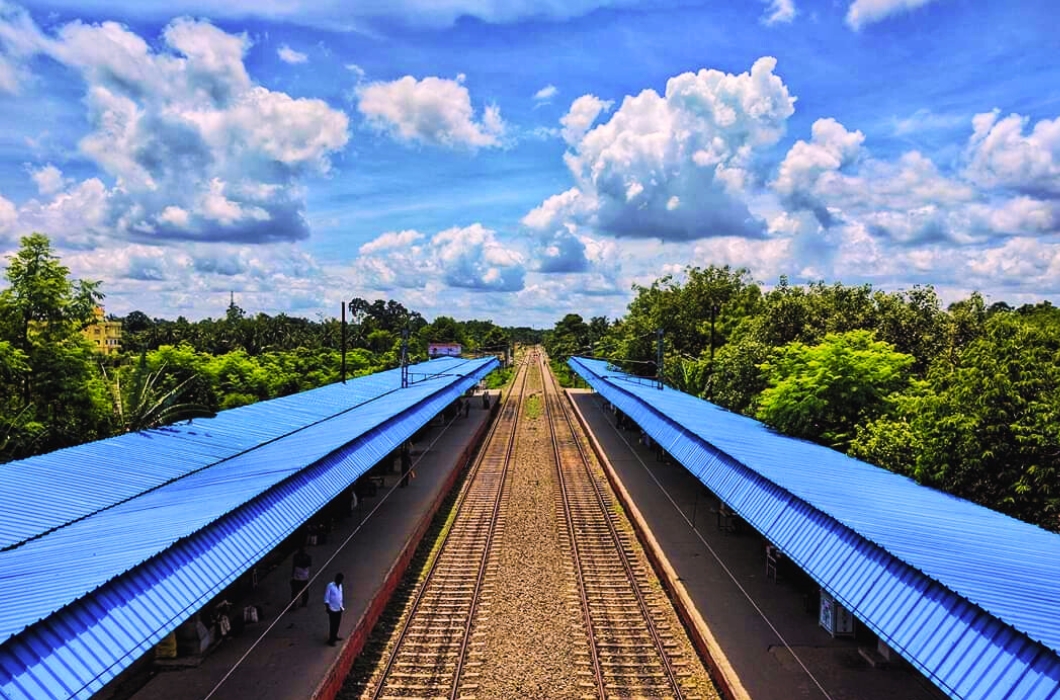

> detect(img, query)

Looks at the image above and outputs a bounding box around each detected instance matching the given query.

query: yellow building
[82,307,122,355]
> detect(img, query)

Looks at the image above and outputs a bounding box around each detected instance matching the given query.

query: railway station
[0,356,497,700]
[0,350,1058,700]
[567,355,1060,700]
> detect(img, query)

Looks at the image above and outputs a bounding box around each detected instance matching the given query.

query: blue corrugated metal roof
[0,356,496,699]
[0,361,458,550]
[570,356,1060,700]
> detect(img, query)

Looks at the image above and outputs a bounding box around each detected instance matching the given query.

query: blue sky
[1,0,1059,327]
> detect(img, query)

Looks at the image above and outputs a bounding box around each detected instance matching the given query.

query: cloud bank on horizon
[0,0,1057,326]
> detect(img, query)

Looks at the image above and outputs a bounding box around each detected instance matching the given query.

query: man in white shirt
[324,573,345,646]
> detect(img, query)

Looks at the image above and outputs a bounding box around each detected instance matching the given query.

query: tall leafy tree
[0,234,111,458]
[756,330,915,448]
[545,313,591,361]
[422,316,464,344]
[851,314,1060,531]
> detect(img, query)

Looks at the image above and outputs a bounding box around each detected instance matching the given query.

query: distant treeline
[544,265,1060,532]
[0,233,543,464]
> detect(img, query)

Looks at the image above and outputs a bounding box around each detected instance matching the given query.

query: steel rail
[542,351,686,699]
[367,358,530,700]
[541,351,607,699]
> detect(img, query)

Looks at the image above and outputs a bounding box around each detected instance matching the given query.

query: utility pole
[708,303,718,401]
[400,327,410,388]
[656,328,664,390]
[340,302,347,384]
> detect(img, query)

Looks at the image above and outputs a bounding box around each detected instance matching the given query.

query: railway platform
[121,391,498,700]
[567,389,945,700]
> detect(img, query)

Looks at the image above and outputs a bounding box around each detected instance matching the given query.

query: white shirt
[324,581,344,612]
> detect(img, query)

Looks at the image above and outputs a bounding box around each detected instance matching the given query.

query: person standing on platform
[481,391,490,410]
[399,442,412,488]
[324,573,345,645]
[290,546,312,608]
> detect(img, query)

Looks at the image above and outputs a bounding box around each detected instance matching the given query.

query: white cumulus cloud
[846,0,942,30]
[771,113,1058,252]
[560,94,613,146]
[772,117,864,225]
[528,56,797,242]
[533,84,557,102]
[358,75,505,148]
[30,164,68,195]
[354,223,525,292]
[0,10,349,246]
[964,110,1060,196]
[761,0,796,25]
[277,44,307,64]
[358,229,424,255]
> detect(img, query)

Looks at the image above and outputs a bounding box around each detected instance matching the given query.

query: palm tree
[0,406,47,463]
[105,356,214,433]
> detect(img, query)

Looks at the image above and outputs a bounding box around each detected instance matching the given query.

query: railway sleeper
[597,649,668,659]
[600,659,687,672]
[595,642,659,651]
[393,650,459,660]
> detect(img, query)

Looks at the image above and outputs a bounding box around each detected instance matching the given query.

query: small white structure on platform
[428,342,462,358]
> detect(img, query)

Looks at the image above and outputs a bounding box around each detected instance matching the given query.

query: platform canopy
[0,356,497,700]
[570,356,1060,700]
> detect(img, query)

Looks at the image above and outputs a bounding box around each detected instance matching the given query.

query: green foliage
[664,354,710,398]
[549,360,580,388]
[851,314,1060,530]
[710,334,771,412]
[592,265,759,379]
[0,234,110,458]
[756,330,915,448]
[422,315,464,344]
[483,367,514,389]
[544,313,591,361]
[105,357,214,433]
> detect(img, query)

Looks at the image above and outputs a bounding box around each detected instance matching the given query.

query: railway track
[357,353,532,700]
[349,348,717,700]
[541,351,700,699]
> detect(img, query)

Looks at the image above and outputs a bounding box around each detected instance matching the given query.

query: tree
[422,316,463,344]
[0,234,110,457]
[710,334,772,413]
[545,313,590,361]
[756,330,915,448]
[851,314,1060,531]
[872,285,946,372]
[0,233,102,346]
[105,356,213,433]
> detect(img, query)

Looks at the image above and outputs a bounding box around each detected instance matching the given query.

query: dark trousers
[327,609,343,642]
[290,579,309,607]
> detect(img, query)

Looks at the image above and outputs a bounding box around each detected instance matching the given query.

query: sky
[0,0,1058,328]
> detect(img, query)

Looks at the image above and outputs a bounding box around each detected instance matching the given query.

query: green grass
[483,367,514,389]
